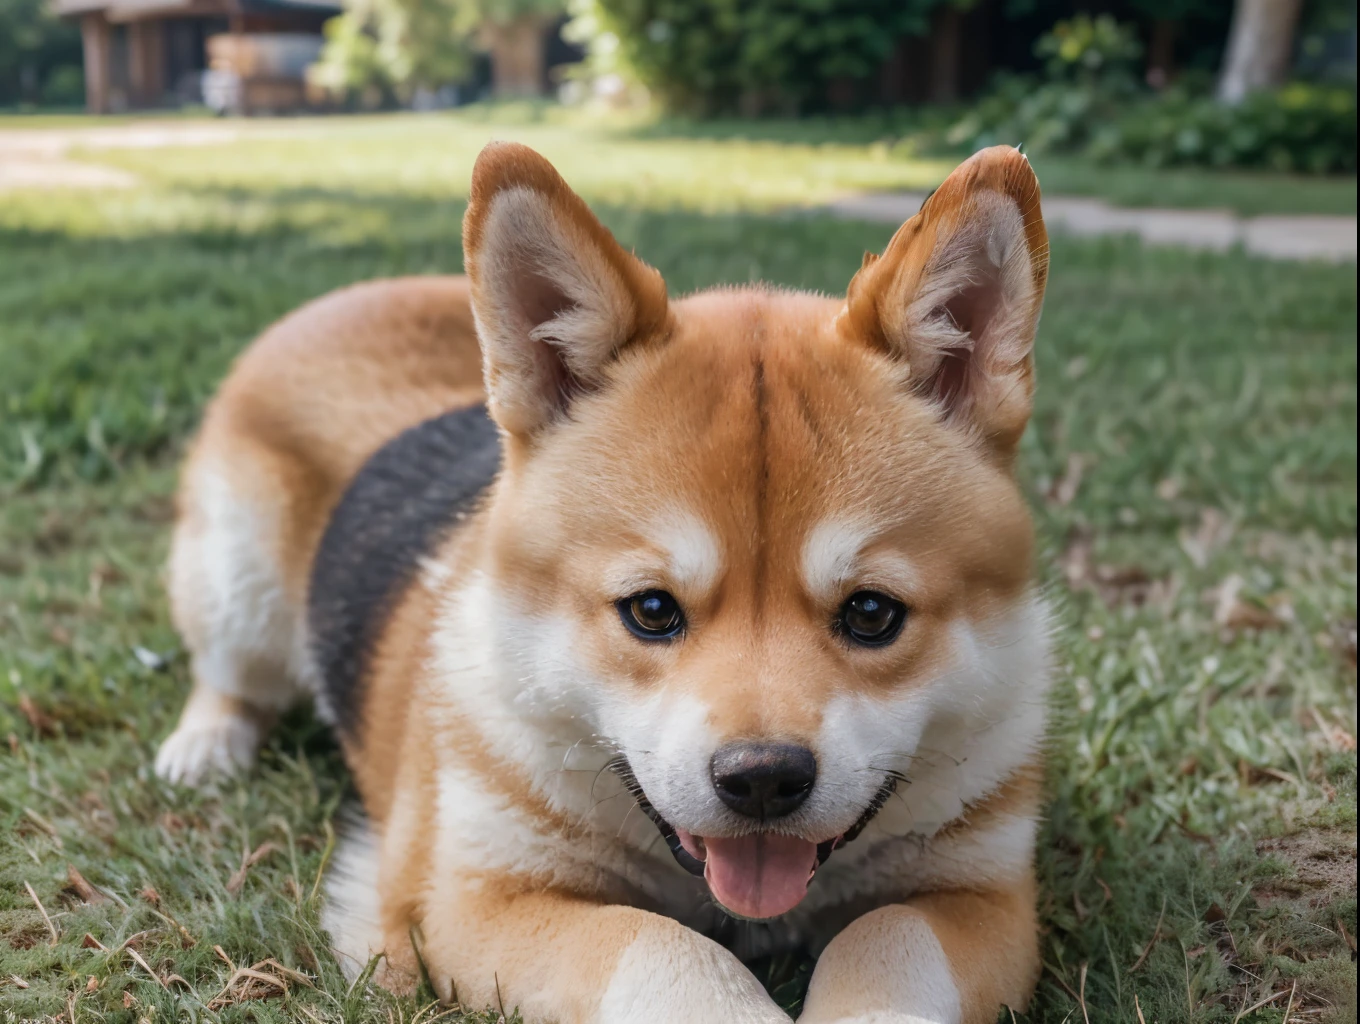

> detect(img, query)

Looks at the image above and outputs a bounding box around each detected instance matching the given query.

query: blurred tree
[1217,0,1306,103]
[576,0,973,114]
[1127,0,1220,85]
[0,0,83,106]
[474,0,565,96]
[314,0,562,102]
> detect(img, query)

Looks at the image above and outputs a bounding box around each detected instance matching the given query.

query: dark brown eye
[839,591,907,647]
[618,590,685,641]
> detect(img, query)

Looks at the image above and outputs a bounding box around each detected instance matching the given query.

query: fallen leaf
[138,886,160,905]
[122,990,135,1009]
[1212,575,1280,632]
[17,694,57,737]
[86,976,98,993]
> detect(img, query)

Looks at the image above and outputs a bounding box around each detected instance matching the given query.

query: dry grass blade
[1129,896,1167,974]
[67,865,110,905]
[23,807,63,848]
[1043,961,1082,1004]
[1134,993,1147,1024]
[23,880,58,945]
[309,818,336,904]
[1078,963,1091,1024]
[207,952,315,1011]
[80,933,108,951]
[1336,916,1355,953]
[1282,980,1296,1023]
[124,946,169,990]
[227,840,281,894]
[8,975,30,989]
[1233,987,1290,1023]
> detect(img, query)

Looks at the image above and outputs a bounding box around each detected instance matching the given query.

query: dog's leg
[156,448,310,786]
[410,885,790,1024]
[798,880,1039,1024]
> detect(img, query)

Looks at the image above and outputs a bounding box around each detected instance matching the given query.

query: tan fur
[161,143,1054,1023]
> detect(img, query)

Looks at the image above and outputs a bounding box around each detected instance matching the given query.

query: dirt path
[828,191,1357,262]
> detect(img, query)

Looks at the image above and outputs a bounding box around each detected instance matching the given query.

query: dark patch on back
[308,404,500,738]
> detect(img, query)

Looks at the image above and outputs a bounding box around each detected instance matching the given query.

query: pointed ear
[839,145,1049,457]
[463,142,670,438]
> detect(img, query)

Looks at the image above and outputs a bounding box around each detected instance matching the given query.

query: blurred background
[1,0,1356,175]
[0,3,1355,1024]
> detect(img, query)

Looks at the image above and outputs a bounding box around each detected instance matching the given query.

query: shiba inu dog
[156,141,1051,1023]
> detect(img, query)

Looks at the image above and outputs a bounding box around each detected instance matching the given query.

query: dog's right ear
[463,142,670,439]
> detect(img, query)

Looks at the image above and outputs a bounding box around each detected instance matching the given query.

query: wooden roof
[52,0,339,19]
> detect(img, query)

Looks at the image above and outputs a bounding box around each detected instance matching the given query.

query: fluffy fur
[158,142,1052,1024]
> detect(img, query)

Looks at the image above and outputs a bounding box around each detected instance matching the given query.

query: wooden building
[53,0,340,113]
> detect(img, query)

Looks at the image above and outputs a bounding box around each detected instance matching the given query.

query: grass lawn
[2,107,1356,217]
[0,114,1356,1023]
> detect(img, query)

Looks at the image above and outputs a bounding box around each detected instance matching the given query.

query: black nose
[711,742,817,820]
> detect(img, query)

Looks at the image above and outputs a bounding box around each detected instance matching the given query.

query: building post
[80,12,112,114]
[128,20,167,106]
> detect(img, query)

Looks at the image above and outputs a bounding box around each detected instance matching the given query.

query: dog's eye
[618,590,686,641]
[839,591,907,647]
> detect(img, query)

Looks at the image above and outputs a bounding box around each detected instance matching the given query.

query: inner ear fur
[840,145,1049,455]
[463,142,670,439]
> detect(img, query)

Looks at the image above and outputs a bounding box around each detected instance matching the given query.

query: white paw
[600,925,792,1023]
[155,713,262,786]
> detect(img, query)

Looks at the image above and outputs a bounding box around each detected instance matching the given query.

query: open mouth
[609,757,898,920]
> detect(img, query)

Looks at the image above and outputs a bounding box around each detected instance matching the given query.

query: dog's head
[461,142,1049,919]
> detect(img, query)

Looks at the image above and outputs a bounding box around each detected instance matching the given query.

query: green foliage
[952,14,1358,175]
[574,0,949,115]
[949,15,1143,155]
[0,0,82,106]
[313,0,564,100]
[1091,82,1358,174]
[1035,12,1143,84]
[313,0,475,101]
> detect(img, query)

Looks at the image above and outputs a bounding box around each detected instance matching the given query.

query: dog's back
[157,275,485,782]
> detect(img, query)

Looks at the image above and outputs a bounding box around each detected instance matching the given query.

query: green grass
[1,113,1356,1023]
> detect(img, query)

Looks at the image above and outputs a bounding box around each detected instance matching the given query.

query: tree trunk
[929,5,962,104]
[1217,0,1304,104]
[484,15,550,98]
[1146,18,1177,88]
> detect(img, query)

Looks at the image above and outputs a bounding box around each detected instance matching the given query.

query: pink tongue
[700,834,819,919]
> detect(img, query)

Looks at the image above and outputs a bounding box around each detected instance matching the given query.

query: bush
[950,14,1357,175]
[1092,84,1357,174]
[0,0,83,106]
[39,64,83,106]
[575,0,947,115]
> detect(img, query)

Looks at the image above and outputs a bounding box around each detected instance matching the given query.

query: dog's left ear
[463,142,670,439]
[839,145,1049,457]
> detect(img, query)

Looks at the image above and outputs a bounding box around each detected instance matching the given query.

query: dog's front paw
[599,924,791,1023]
[155,711,262,786]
